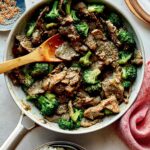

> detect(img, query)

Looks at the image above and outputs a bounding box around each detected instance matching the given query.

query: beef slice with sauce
[55,42,79,61]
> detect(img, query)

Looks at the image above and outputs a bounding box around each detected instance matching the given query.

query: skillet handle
[1,113,36,150]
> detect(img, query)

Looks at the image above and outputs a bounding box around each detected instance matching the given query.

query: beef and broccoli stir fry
[9,0,143,130]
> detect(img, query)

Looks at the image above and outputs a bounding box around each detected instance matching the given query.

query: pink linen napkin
[118,61,150,150]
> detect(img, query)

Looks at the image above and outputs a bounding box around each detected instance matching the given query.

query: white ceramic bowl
[4,0,145,134]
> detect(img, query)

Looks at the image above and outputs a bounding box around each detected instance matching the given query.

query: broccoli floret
[108,12,122,27]
[27,95,38,102]
[79,51,92,67]
[122,65,137,81]
[88,4,104,13]
[46,1,59,20]
[65,0,72,15]
[118,29,135,45]
[71,10,80,22]
[58,118,74,130]
[38,93,58,116]
[122,80,131,89]
[103,109,114,115]
[23,74,34,87]
[118,51,132,65]
[85,82,101,94]
[71,108,83,122]
[83,69,101,84]
[45,93,56,100]
[26,22,36,37]
[20,67,34,87]
[75,22,89,37]
[58,107,83,130]
[31,63,50,77]
[46,23,57,29]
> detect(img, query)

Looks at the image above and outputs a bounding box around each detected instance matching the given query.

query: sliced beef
[59,25,80,42]
[91,29,107,41]
[52,67,81,97]
[55,42,79,61]
[74,90,101,108]
[16,35,35,52]
[9,69,24,85]
[91,61,104,70]
[51,63,66,74]
[31,29,42,46]
[106,20,121,47]
[84,34,97,51]
[58,0,65,15]
[27,70,67,95]
[71,41,88,54]
[60,15,73,25]
[131,50,143,66]
[74,2,97,21]
[52,83,65,95]
[43,29,58,39]
[102,77,124,101]
[84,96,119,120]
[74,2,89,16]
[80,118,99,127]
[58,95,70,104]
[96,41,119,68]
[36,6,49,31]
[56,104,68,115]
[61,67,81,95]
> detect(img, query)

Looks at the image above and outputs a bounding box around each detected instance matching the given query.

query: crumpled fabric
[119,62,150,150]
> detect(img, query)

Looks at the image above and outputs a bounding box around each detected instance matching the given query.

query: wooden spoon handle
[0,50,42,74]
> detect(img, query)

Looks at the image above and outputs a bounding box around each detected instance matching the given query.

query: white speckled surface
[0,0,150,150]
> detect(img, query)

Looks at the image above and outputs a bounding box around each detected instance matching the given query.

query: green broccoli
[75,22,89,37]
[88,4,105,13]
[46,23,57,29]
[26,22,36,37]
[38,93,58,116]
[122,65,137,81]
[85,83,101,94]
[118,51,132,65]
[23,74,34,87]
[103,109,114,115]
[79,51,92,67]
[58,112,82,130]
[71,108,83,122]
[118,28,135,45]
[20,67,34,87]
[27,95,38,102]
[58,118,74,130]
[83,69,101,84]
[65,0,72,15]
[31,63,51,77]
[71,10,80,22]
[46,1,59,20]
[122,80,131,89]
[108,12,122,27]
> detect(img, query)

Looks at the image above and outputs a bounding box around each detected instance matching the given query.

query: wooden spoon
[0,34,64,74]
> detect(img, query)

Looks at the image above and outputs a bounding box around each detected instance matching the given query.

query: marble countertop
[0,0,150,150]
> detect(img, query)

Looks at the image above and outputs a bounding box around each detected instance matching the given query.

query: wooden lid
[125,0,150,24]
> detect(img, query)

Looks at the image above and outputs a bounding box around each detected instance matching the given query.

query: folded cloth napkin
[118,62,150,150]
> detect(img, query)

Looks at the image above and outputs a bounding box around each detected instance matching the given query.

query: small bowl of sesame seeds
[0,0,26,31]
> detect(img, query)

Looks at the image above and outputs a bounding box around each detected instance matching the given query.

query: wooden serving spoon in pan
[0,34,64,74]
